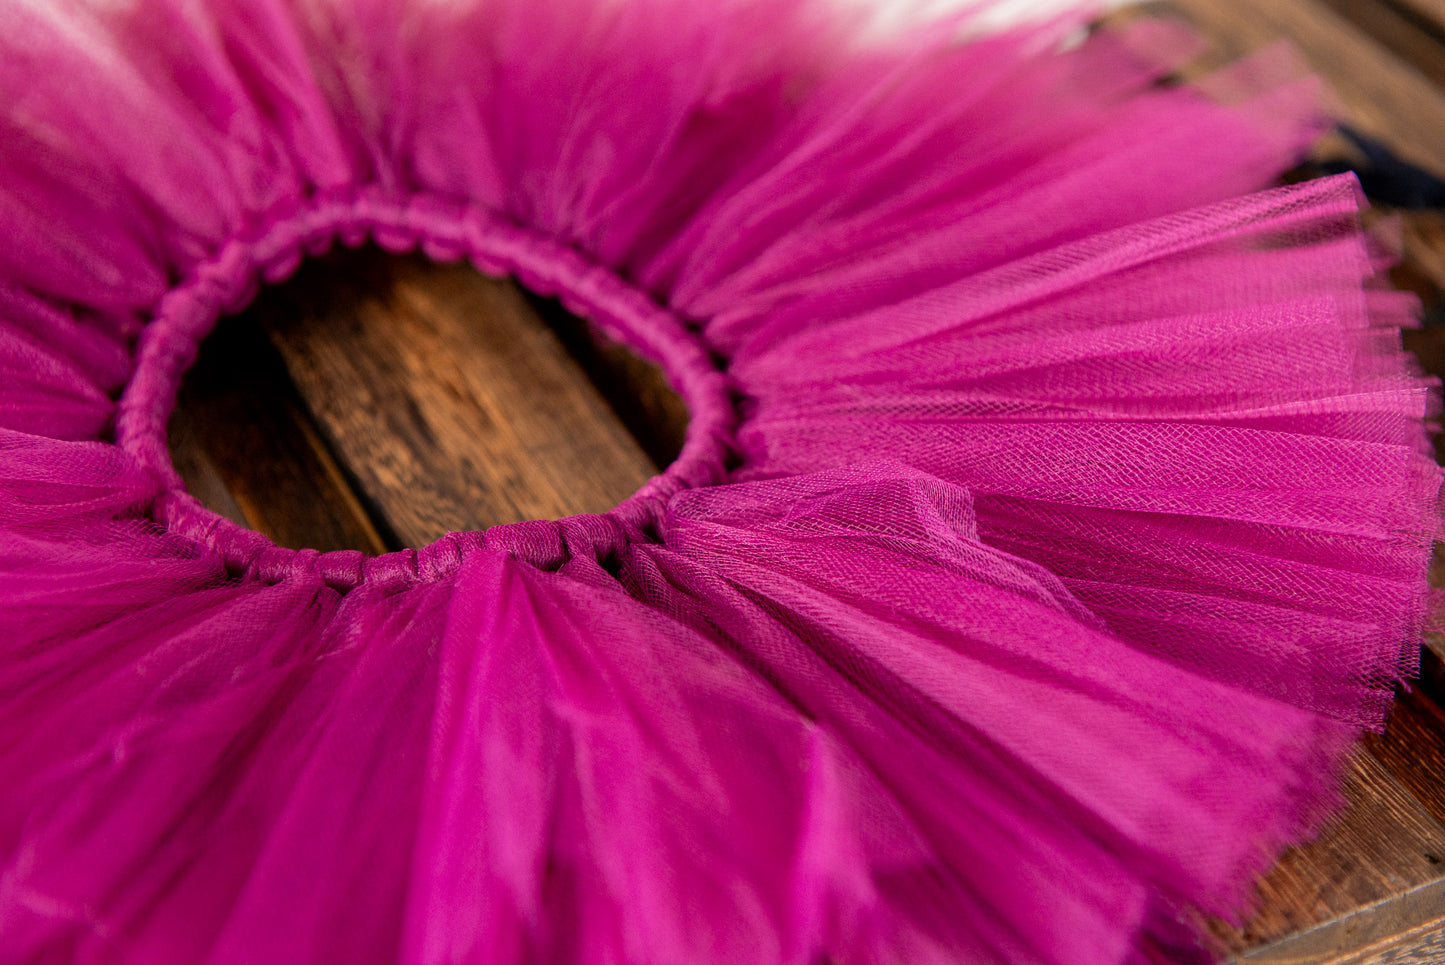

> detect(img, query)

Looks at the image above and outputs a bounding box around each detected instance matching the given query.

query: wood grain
[170,312,391,555]
[1215,753,1445,953]
[1165,0,1445,178]
[1312,0,1445,88]
[1118,0,1445,312]
[254,246,664,548]
[1366,691,1445,830]
[1389,0,1445,34]
[1239,878,1445,963]
[527,294,691,473]
[1400,213,1445,296]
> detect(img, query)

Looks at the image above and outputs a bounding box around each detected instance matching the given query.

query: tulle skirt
[0,1,1438,962]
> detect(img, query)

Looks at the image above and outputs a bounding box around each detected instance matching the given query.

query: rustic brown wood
[527,294,691,473]
[171,313,391,555]
[254,245,662,547]
[1389,0,1445,34]
[1364,923,1445,965]
[1312,0,1445,88]
[1216,753,1445,954]
[1118,0,1445,314]
[1165,0,1445,178]
[1400,213,1445,297]
[167,404,248,530]
[1366,693,1445,829]
[1238,878,1445,963]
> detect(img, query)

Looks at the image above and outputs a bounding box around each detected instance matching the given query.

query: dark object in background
[1322,126,1445,209]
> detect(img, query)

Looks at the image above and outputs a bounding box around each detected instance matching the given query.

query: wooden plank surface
[257,246,660,546]
[1163,0,1445,176]
[171,309,391,555]
[1228,753,1445,957]
[1389,0,1445,36]
[173,246,669,549]
[160,2,1445,961]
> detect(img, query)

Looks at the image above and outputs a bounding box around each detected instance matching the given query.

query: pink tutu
[0,1,1437,962]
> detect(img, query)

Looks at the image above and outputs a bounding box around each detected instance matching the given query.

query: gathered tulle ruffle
[0,463,1364,964]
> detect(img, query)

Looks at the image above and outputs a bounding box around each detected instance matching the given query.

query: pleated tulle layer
[0,1,1438,963]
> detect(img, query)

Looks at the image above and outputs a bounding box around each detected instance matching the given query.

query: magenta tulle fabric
[0,0,1440,962]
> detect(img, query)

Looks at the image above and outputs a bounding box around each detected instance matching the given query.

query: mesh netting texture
[0,0,1439,963]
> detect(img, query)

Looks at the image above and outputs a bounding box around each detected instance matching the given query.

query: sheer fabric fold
[0,1,1437,962]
